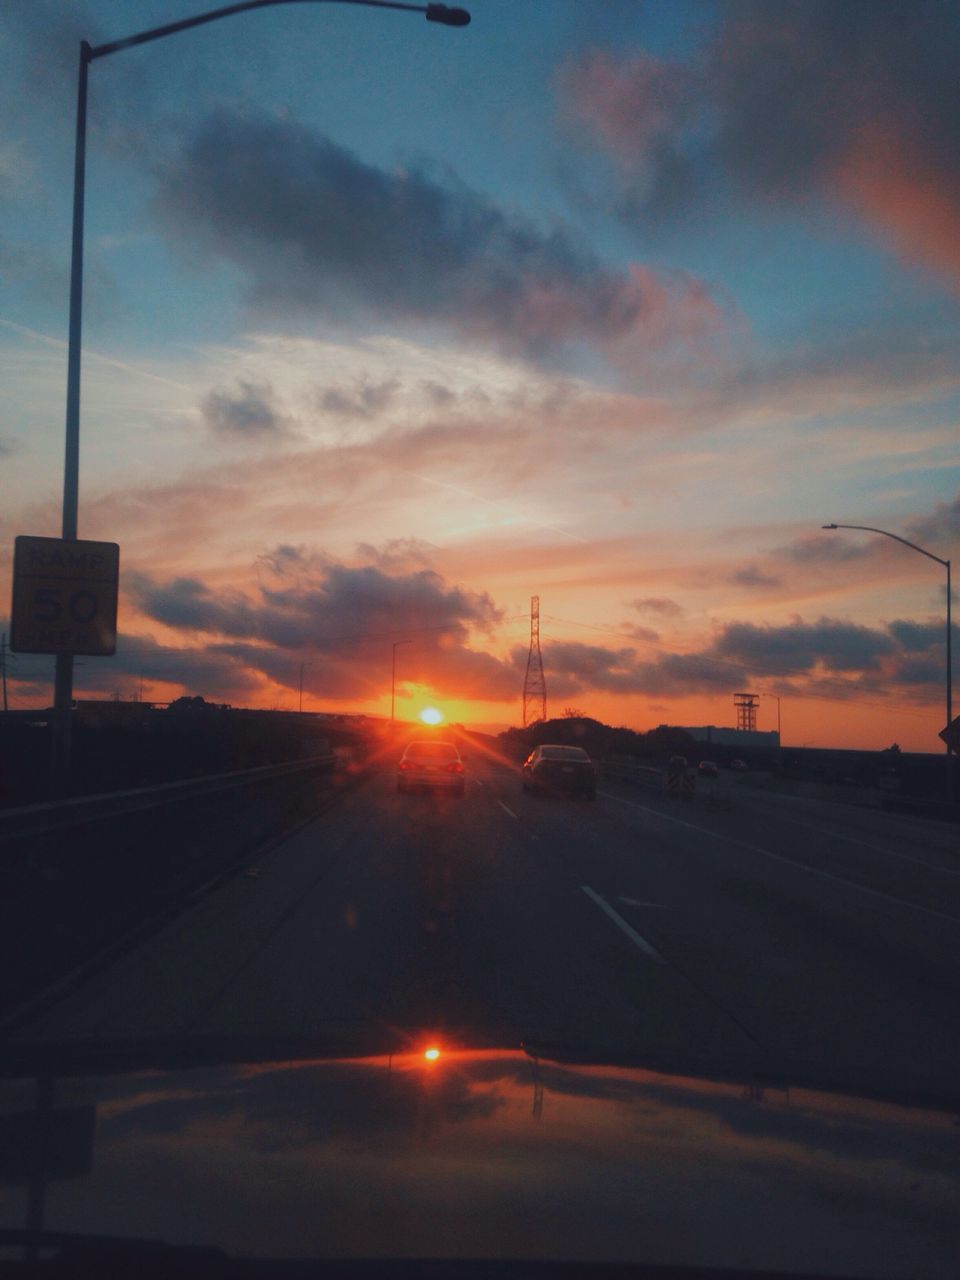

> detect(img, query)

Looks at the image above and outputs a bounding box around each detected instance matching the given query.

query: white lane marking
[581,885,667,965]
[597,791,960,926]
[618,896,667,908]
[751,812,960,878]
[475,778,485,787]
[498,800,518,819]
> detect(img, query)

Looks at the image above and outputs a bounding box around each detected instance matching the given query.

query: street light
[49,0,470,792]
[391,639,412,722]
[822,522,953,795]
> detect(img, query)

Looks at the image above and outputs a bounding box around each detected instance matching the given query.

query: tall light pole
[49,0,470,795]
[768,693,782,745]
[822,522,953,797]
[391,639,412,722]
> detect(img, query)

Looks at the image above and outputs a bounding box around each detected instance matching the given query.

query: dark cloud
[1,2,103,109]
[153,108,725,366]
[907,491,960,548]
[201,380,291,439]
[731,565,782,589]
[713,619,895,675]
[773,535,874,566]
[532,640,732,699]
[710,0,960,201]
[132,560,501,652]
[127,556,515,702]
[515,611,951,703]
[316,378,400,420]
[561,2,960,285]
[630,596,684,618]
[887,619,947,654]
[126,574,255,638]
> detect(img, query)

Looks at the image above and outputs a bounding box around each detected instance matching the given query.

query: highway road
[10,748,960,1104]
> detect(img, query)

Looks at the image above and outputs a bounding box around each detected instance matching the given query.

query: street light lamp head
[822,523,838,529]
[426,4,471,25]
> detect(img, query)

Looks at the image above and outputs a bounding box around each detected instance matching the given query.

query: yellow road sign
[10,535,119,656]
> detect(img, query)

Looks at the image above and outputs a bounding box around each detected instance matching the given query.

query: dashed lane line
[597,791,960,927]
[498,800,519,819]
[581,885,667,965]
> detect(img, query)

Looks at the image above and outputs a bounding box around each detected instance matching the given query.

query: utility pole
[1,633,8,712]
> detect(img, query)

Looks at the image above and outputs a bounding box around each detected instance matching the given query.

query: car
[397,739,465,795]
[697,760,719,777]
[729,758,749,772]
[522,744,597,799]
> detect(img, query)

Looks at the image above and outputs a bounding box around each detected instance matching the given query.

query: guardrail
[601,757,666,794]
[0,754,341,1023]
[0,756,335,846]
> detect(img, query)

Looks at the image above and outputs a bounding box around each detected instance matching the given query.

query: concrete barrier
[0,755,339,1022]
[601,757,665,794]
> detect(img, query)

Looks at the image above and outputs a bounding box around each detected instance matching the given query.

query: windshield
[1,2,958,1276]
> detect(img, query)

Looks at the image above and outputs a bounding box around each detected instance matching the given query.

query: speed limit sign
[10,535,119,656]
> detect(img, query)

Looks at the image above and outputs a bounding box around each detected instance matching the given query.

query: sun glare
[419,707,444,725]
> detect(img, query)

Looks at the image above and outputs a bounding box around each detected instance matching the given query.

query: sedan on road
[522,744,597,800]
[397,739,466,795]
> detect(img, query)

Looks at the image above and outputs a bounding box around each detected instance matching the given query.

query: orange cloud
[836,121,960,289]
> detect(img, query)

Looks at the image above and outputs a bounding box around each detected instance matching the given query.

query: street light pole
[391,639,411,722]
[48,0,469,796]
[822,522,953,797]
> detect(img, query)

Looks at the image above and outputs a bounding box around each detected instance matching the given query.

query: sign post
[939,716,960,754]
[10,535,119,796]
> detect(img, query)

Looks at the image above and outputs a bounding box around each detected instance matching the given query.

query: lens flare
[424,1047,441,1061]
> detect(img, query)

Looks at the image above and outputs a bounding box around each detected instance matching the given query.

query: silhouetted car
[397,740,465,795]
[729,758,749,771]
[698,760,719,777]
[522,744,596,799]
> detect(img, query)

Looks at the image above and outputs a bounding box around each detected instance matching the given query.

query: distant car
[668,755,688,771]
[697,760,719,777]
[729,758,749,772]
[523,745,597,800]
[397,740,465,795]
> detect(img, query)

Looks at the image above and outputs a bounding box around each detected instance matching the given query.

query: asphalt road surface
[11,750,960,1104]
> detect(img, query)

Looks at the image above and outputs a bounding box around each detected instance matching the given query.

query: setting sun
[419,707,444,725]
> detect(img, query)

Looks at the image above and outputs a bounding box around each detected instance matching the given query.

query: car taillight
[447,762,464,773]
[400,761,413,770]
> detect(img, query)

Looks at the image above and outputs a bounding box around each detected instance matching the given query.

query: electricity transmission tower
[522,596,547,726]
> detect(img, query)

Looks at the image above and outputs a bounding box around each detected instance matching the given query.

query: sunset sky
[1,0,958,750]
